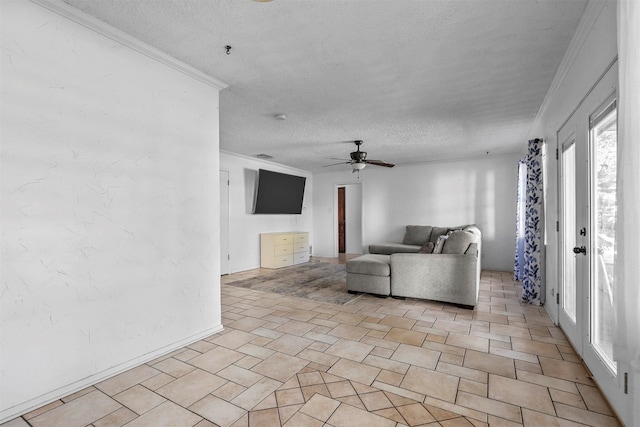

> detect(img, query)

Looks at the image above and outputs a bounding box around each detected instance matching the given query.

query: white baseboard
[312,252,338,258]
[0,324,224,424]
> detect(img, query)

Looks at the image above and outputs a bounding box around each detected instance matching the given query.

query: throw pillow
[429,226,449,243]
[418,241,435,254]
[433,235,449,253]
[442,230,477,254]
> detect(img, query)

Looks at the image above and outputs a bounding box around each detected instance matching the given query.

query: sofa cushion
[442,230,478,254]
[369,243,421,255]
[429,226,449,243]
[346,254,391,276]
[402,225,432,245]
[418,241,435,254]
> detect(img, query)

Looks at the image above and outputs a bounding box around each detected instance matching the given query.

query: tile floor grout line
[7,267,623,427]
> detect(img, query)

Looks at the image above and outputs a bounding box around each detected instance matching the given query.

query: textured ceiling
[61,0,587,172]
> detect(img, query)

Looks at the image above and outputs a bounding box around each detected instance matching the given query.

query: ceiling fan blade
[366,160,395,168]
[330,158,351,161]
[328,140,393,170]
[322,161,351,167]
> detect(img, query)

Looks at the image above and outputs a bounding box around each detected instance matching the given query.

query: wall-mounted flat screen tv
[253,169,306,214]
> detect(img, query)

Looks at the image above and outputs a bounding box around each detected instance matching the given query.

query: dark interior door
[338,187,345,253]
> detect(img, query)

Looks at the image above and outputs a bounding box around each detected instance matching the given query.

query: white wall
[0,1,224,421]
[220,151,313,273]
[313,154,521,271]
[526,0,617,323]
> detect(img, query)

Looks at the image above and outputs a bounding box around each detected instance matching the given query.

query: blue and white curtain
[514,138,543,305]
[514,160,527,282]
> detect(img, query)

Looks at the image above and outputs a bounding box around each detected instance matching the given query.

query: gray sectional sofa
[346,224,481,307]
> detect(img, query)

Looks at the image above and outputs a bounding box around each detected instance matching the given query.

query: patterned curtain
[515,139,543,305]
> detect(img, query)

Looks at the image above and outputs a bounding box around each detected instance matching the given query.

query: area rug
[224,259,360,305]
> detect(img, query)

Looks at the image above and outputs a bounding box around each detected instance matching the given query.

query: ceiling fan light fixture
[352,162,366,172]
[322,140,394,172]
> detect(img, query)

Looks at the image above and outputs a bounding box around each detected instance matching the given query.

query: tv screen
[253,169,306,214]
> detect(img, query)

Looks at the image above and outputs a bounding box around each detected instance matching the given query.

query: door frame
[338,187,346,253]
[332,182,364,257]
[220,169,230,275]
[556,60,627,422]
[582,88,621,410]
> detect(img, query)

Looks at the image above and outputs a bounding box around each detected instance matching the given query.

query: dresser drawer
[273,234,293,245]
[274,244,293,256]
[294,243,308,253]
[293,252,310,264]
[294,233,309,244]
[273,254,294,267]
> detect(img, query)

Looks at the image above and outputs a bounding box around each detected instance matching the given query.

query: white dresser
[260,232,310,268]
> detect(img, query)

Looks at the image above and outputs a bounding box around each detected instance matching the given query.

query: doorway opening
[220,169,230,275]
[338,187,346,253]
[334,183,363,257]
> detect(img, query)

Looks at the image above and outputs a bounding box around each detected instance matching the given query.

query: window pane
[562,142,577,322]
[590,105,617,374]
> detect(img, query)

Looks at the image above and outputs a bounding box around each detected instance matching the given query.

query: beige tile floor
[3,259,622,427]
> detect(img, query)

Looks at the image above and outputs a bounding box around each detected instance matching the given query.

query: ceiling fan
[324,140,395,173]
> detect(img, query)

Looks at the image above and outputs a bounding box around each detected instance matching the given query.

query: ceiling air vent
[255,154,273,159]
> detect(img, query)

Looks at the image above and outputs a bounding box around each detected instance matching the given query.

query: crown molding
[219,150,314,175]
[397,150,524,168]
[526,0,609,142]
[28,0,228,91]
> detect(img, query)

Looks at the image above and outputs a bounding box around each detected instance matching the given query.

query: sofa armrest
[390,253,479,306]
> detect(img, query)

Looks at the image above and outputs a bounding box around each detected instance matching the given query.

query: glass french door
[558,132,582,353]
[557,62,627,421]
[585,98,617,374]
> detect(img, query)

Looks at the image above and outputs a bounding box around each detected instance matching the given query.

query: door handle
[573,246,587,255]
